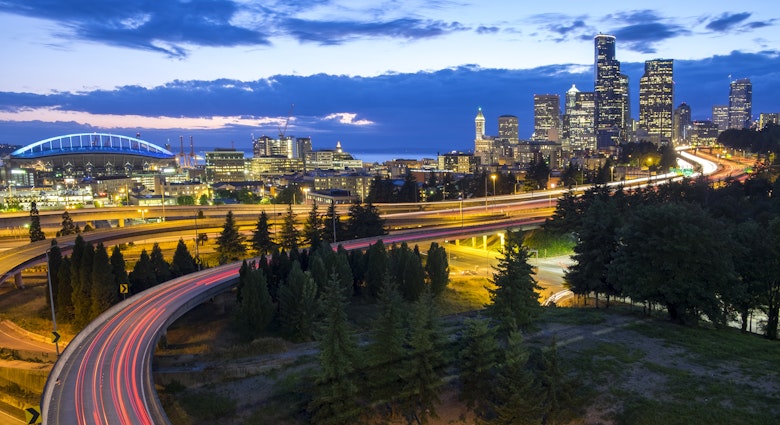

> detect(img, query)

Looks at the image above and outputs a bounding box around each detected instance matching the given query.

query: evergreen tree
[58,210,79,236]
[390,242,426,302]
[56,257,73,321]
[110,246,128,293]
[46,240,63,312]
[250,211,276,255]
[29,201,45,242]
[322,202,343,244]
[490,330,541,425]
[398,170,418,202]
[89,243,116,320]
[170,238,197,277]
[425,242,449,297]
[458,318,499,419]
[345,202,386,239]
[279,204,300,250]
[308,272,362,425]
[485,231,542,335]
[234,263,274,340]
[303,201,324,248]
[150,243,171,284]
[65,235,87,320]
[215,210,247,264]
[129,249,156,293]
[364,240,388,299]
[72,241,95,328]
[533,338,579,425]
[278,261,319,341]
[399,289,445,424]
[364,277,408,418]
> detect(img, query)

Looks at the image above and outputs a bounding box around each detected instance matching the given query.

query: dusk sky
[1,1,779,161]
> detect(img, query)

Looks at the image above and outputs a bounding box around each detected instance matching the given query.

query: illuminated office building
[639,59,674,145]
[594,34,629,147]
[534,94,561,142]
[728,78,753,129]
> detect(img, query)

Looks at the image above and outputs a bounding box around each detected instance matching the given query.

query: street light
[302,187,310,205]
[491,174,497,205]
[45,249,60,356]
[137,209,148,221]
[194,210,201,270]
[549,183,556,207]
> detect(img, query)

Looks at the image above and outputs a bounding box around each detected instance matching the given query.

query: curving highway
[43,263,241,424]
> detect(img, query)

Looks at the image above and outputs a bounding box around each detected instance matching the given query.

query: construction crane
[278,104,294,140]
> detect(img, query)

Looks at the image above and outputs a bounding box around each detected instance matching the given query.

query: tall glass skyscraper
[533,94,561,142]
[639,59,674,145]
[728,78,753,129]
[594,34,628,148]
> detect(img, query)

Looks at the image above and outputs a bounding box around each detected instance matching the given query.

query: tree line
[46,235,199,329]
[547,175,780,339]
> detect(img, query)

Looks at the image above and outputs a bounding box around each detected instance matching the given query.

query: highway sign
[120,283,129,294]
[52,331,60,344]
[25,406,40,424]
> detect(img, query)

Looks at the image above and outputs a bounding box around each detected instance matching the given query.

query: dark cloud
[476,26,500,34]
[745,20,774,30]
[529,14,594,42]
[282,18,467,44]
[706,12,751,32]
[607,10,663,24]
[2,51,779,157]
[613,22,689,53]
[0,0,271,57]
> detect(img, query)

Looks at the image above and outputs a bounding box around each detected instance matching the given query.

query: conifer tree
[459,318,499,419]
[365,277,408,418]
[171,238,197,277]
[278,261,318,341]
[303,201,324,248]
[485,231,542,335]
[110,245,128,294]
[250,211,276,255]
[399,289,445,424]
[490,330,541,425]
[29,201,45,242]
[67,235,86,320]
[150,243,171,284]
[425,242,449,297]
[390,242,426,302]
[235,263,274,340]
[308,271,362,425]
[365,240,388,299]
[56,257,73,321]
[129,249,156,293]
[322,202,343,244]
[279,204,300,250]
[72,241,95,328]
[215,210,246,264]
[58,210,79,236]
[533,337,578,425]
[90,243,116,320]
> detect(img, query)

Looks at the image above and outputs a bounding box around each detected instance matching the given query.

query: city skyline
[1,1,779,160]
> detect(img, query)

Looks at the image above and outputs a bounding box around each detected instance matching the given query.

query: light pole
[194,211,201,270]
[549,183,556,207]
[138,208,148,221]
[45,249,60,356]
[484,174,488,212]
[491,174,497,211]
[331,199,337,243]
[459,193,464,228]
[302,187,310,205]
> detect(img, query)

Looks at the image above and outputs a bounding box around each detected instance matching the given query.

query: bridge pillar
[117,218,125,228]
[472,236,476,248]
[14,272,24,289]
[483,235,487,250]
[455,239,459,246]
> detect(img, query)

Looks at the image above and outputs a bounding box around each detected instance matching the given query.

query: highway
[26,149,729,423]
[43,263,241,425]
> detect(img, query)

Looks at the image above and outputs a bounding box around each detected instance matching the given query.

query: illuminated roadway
[33,149,729,424]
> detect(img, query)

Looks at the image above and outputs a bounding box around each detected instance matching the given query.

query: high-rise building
[474,107,495,165]
[673,103,692,145]
[534,94,561,142]
[712,105,729,132]
[498,115,519,143]
[639,59,674,145]
[594,34,628,148]
[759,113,779,129]
[564,91,597,152]
[475,107,486,140]
[728,78,753,129]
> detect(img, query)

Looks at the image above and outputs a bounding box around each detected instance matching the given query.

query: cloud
[0,0,273,57]
[282,18,467,44]
[613,22,689,53]
[1,51,779,156]
[706,12,752,32]
[529,13,595,42]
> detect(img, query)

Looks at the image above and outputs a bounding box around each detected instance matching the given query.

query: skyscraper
[728,78,753,129]
[712,105,729,132]
[474,107,494,165]
[639,59,674,145]
[565,91,597,152]
[498,115,519,143]
[594,34,628,148]
[673,103,692,145]
[533,94,561,142]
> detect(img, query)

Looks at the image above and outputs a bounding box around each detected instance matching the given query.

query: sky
[0,0,779,161]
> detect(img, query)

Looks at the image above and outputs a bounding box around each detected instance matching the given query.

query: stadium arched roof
[10,133,174,160]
